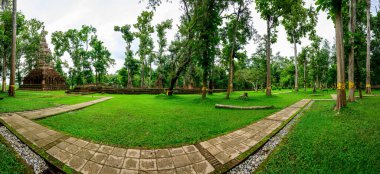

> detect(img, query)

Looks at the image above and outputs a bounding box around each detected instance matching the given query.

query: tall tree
[89,36,114,84]
[114,25,137,88]
[155,19,172,88]
[371,2,380,87]
[166,0,197,96]
[309,38,331,91]
[0,0,10,92]
[20,19,44,72]
[298,46,309,91]
[7,0,15,96]
[348,0,357,101]
[365,0,371,94]
[195,0,226,99]
[51,25,97,86]
[223,0,254,99]
[134,11,154,88]
[144,0,211,96]
[255,0,290,96]
[282,2,317,92]
[317,0,347,110]
[1,0,24,93]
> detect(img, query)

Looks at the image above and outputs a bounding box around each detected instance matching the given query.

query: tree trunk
[255,81,258,92]
[208,64,213,95]
[8,0,16,96]
[348,0,356,102]
[167,29,194,96]
[316,74,319,91]
[266,18,272,96]
[140,59,145,88]
[335,3,347,110]
[225,3,242,99]
[127,70,132,88]
[167,52,191,96]
[304,54,307,91]
[183,75,187,88]
[365,0,372,94]
[148,62,152,88]
[293,38,298,92]
[16,66,21,86]
[189,64,194,89]
[201,51,208,99]
[226,55,234,99]
[2,51,6,92]
[354,51,363,99]
[95,72,98,85]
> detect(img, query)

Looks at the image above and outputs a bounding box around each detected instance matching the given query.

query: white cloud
[18,0,335,74]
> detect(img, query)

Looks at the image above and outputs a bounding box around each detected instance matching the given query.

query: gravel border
[228,101,315,174]
[0,126,48,174]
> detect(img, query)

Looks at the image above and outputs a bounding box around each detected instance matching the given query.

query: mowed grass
[0,90,99,113]
[257,97,380,173]
[369,89,380,95]
[0,140,28,173]
[37,89,333,148]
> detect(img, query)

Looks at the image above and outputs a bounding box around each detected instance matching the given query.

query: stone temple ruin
[19,31,66,91]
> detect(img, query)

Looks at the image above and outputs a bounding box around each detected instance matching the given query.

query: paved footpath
[0,99,311,174]
[16,97,112,119]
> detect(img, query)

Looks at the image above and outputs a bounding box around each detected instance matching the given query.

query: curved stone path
[16,97,112,119]
[0,98,311,174]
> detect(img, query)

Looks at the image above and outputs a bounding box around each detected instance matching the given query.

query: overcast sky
[18,0,379,74]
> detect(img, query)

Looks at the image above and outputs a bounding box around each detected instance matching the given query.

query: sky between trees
[15,0,343,74]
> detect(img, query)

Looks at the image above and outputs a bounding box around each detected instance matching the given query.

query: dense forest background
[0,0,379,96]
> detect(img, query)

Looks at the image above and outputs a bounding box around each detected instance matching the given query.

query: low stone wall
[19,84,67,91]
[67,85,256,95]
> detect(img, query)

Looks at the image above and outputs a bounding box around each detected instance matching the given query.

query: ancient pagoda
[19,30,66,90]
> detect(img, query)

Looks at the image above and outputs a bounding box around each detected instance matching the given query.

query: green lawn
[369,89,380,95]
[0,90,99,113]
[257,97,380,173]
[0,140,28,173]
[37,89,333,148]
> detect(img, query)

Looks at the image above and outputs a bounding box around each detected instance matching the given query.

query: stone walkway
[16,97,112,119]
[0,99,311,174]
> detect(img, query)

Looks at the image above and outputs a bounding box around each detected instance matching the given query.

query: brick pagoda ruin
[19,32,66,90]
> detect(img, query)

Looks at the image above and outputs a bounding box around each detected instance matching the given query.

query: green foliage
[255,0,293,43]
[234,68,262,89]
[249,40,267,88]
[372,10,380,85]
[117,67,128,86]
[193,0,227,96]
[293,38,334,90]
[277,56,295,88]
[114,24,140,87]
[18,18,44,72]
[316,0,347,18]
[89,36,115,84]
[0,9,25,81]
[51,25,113,86]
[134,11,155,87]
[282,1,317,45]
[220,0,255,69]
[155,19,172,86]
